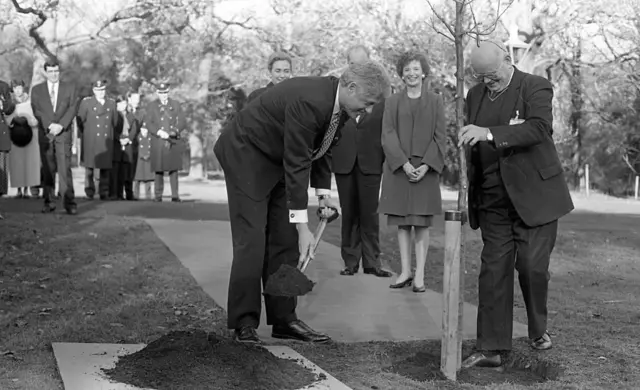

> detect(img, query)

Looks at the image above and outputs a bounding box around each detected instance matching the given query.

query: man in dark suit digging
[458,40,574,368]
[214,61,391,344]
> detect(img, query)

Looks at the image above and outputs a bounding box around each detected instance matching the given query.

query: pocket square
[509,110,524,125]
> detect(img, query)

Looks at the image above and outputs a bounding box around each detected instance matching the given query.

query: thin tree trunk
[569,39,583,190]
[188,50,215,179]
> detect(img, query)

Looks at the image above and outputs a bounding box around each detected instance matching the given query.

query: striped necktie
[312,112,341,161]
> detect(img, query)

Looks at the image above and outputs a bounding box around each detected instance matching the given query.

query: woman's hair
[11,80,26,89]
[396,51,430,78]
[115,94,126,103]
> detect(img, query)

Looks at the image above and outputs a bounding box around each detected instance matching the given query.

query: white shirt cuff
[315,188,331,196]
[289,209,308,223]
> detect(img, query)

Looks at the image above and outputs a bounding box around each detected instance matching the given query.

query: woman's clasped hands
[403,162,429,183]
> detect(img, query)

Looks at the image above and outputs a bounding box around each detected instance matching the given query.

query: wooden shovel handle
[299,219,327,273]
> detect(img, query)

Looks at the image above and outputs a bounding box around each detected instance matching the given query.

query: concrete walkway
[146,218,528,343]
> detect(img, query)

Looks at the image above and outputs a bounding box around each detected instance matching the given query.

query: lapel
[414,90,433,136]
[398,91,412,129]
[42,83,55,114]
[497,68,526,125]
[52,82,63,114]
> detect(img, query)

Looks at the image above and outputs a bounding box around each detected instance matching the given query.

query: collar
[332,84,341,116]
[47,81,58,88]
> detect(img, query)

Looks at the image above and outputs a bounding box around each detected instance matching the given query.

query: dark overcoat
[113,111,138,164]
[465,67,574,229]
[77,96,118,169]
[134,133,154,181]
[143,99,186,172]
[0,80,16,152]
[378,88,446,217]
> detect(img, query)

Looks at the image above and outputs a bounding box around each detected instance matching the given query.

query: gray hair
[345,44,370,61]
[340,60,391,100]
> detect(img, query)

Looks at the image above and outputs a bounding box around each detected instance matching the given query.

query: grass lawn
[1,198,639,389]
[0,212,226,390]
[302,202,640,389]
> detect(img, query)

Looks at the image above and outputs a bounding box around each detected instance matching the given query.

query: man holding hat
[77,79,118,200]
[142,82,186,202]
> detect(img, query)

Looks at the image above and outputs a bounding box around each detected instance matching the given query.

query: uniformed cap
[156,82,170,93]
[92,80,107,90]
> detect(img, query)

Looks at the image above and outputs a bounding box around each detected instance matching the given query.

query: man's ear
[347,81,357,94]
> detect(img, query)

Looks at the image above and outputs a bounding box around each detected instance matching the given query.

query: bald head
[469,40,510,74]
[347,45,370,66]
[469,40,514,92]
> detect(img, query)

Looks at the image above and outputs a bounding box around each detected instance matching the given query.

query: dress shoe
[41,204,56,213]
[272,320,331,343]
[171,197,181,202]
[100,195,108,201]
[389,277,413,289]
[340,267,357,276]
[461,351,501,369]
[65,205,78,215]
[412,285,426,293]
[364,267,392,278]
[234,326,261,343]
[531,332,552,350]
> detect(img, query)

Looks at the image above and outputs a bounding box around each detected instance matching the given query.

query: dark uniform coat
[77,96,118,169]
[143,99,186,172]
[0,80,16,152]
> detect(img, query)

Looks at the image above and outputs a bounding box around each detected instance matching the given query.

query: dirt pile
[103,330,319,390]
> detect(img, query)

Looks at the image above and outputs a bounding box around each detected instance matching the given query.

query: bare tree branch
[425,0,455,37]
[10,0,57,59]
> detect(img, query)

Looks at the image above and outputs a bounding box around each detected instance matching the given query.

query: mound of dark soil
[263,264,315,297]
[103,330,319,390]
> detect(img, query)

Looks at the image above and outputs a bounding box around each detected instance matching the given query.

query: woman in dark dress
[379,51,446,293]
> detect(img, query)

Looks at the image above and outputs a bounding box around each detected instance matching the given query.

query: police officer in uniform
[142,82,186,202]
[77,80,118,200]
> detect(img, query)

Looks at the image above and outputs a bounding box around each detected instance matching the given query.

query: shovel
[263,206,339,297]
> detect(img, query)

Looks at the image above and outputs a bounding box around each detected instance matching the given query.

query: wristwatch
[318,194,331,200]
[486,129,494,142]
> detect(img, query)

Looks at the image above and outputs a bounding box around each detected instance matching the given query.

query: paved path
[144,217,528,342]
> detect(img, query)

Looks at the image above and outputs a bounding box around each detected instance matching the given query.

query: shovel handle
[299,219,327,273]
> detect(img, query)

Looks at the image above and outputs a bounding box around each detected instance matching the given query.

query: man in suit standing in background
[332,45,391,278]
[246,51,293,103]
[214,61,392,344]
[31,59,78,215]
[458,40,574,368]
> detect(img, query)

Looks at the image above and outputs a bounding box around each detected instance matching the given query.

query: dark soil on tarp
[386,341,559,387]
[102,330,319,390]
[263,264,315,297]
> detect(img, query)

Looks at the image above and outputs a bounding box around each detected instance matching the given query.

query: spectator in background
[7,80,41,198]
[0,79,15,197]
[246,51,293,103]
[379,51,446,293]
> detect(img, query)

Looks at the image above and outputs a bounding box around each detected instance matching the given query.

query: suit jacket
[331,100,385,175]
[465,67,574,230]
[246,82,274,104]
[214,76,348,211]
[0,80,15,152]
[378,89,446,216]
[31,81,78,141]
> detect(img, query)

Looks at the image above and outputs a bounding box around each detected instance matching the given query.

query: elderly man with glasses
[458,40,574,368]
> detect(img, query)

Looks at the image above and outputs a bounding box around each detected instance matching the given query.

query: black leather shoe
[389,277,413,289]
[272,320,331,343]
[461,351,502,369]
[413,285,426,293]
[65,205,78,215]
[41,204,56,213]
[340,267,357,276]
[171,197,181,202]
[364,268,392,278]
[234,326,260,343]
